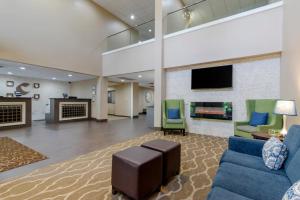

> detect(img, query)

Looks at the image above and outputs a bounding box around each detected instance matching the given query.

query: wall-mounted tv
[191,65,233,89]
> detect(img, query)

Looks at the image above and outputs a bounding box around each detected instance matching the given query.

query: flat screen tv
[191,65,233,89]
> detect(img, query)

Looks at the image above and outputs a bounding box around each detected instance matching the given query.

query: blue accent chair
[207,125,300,200]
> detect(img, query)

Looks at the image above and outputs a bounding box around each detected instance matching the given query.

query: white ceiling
[107,70,154,88]
[93,0,155,27]
[0,60,97,82]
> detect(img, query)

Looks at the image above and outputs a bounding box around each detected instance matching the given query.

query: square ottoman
[141,139,181,184]
[111,146,163,200]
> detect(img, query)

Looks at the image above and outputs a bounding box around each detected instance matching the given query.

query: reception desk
[46,98,91,123]
[0,97,32,130]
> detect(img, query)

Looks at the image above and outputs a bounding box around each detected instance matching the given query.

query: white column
[281,0,300,126]
[154,0,166,128]
[96,76,108,121]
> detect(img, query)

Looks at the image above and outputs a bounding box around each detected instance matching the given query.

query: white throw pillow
[262,137,288,170]
[282,181,300,200]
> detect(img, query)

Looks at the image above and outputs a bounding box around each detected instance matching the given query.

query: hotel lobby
[0,0,300,199]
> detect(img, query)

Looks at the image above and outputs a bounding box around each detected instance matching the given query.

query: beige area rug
[0,137,47,172]
[0,132,227,200]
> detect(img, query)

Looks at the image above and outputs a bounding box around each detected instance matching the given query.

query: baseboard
[92,118,108,122]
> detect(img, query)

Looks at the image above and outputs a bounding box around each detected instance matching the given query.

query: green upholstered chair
[162,99,186,136]
[234,99,283,138]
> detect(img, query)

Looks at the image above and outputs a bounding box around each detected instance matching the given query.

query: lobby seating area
[234,99,283,138]
[208,125,300,200]
[1,0,300,200]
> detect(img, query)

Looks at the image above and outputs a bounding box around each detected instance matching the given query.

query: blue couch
[207,125,300,200]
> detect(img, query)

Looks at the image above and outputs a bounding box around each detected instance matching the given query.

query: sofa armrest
[228,136,265,157]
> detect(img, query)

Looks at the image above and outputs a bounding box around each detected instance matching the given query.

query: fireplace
[190,102,232,120]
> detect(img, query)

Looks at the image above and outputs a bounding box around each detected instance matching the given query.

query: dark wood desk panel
[0,97,32,130]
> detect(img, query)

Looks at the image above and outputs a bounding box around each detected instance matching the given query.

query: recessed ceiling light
[19,67,26,70]
[52,77,56,80]
[148,29,152,32]
[138,41,142,43]
[68,74,73,77]
[138,75,142,78]
[130,14,135,20]
[7,72,13,75]
[121,79,125,82]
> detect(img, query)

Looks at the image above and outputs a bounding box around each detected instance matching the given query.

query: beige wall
[139,87,154,113]
[102,40,157,76]
[281,0,300,126]
[164,4,283,68]
[70,79,98,118]
[0,0,129,76]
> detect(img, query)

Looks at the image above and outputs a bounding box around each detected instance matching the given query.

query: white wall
[164,3,283,68]
[0,75,70,120]
[166,58,280,137]
[102,40,157,76]
[281,0,300,126]
[139,87,154,113]
[0,0,129,76]
[70,79,98,118]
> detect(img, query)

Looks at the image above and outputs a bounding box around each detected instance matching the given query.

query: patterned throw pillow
[282,181,300,200]
[262,137,288,170]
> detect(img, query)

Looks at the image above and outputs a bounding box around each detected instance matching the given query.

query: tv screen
[191,65,233,89]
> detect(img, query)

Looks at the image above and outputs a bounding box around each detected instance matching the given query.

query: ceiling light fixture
[148,29,152,32]
[68,74,73,77]
[7,72,13,75]
[19,67,26,70]
[138,75,142,78]
[121,79,125,82]
[130,14,135,20]
[52,77,57,80]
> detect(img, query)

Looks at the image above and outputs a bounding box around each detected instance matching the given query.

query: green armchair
[234,99,283,138]
[162,99,186,136]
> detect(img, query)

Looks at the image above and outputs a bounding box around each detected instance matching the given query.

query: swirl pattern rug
[0,132,227,200]
[0,137,47,172]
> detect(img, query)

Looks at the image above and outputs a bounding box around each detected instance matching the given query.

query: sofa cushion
[236,125,258,133]
[285,149,300,184]
[262,137,288,170]
[167,108,180,119]
[282,180,300,200]
[213,162,291,200]
[249,112,268,126]
[284,125,300,172]
[221,150,286,176]
[166,119,183,124]
[207,187,253,200]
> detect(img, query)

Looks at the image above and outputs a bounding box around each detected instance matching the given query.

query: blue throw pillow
[282,180,300,200]
[249,112,269,127]
[168,108,180,119]
[262,137,288,170]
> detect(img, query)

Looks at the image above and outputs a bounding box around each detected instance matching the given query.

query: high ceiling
[93,0,155,27]
[107,70,154,88]
[0,60,97,82]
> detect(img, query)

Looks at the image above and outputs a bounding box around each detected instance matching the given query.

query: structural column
[281,0,300,126]
[154,0,166,128]
[96,76,108,121]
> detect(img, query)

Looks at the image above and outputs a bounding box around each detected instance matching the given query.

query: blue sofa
[207,125,300,200]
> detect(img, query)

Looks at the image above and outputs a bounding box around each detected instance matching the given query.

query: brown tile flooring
[0,115,153,181]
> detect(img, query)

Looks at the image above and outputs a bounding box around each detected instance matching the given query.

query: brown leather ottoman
[141,139,181,184]
[111,146,163,200]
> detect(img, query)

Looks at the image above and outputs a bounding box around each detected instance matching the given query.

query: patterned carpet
[0,137,47,172]
[0,132,227,200]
